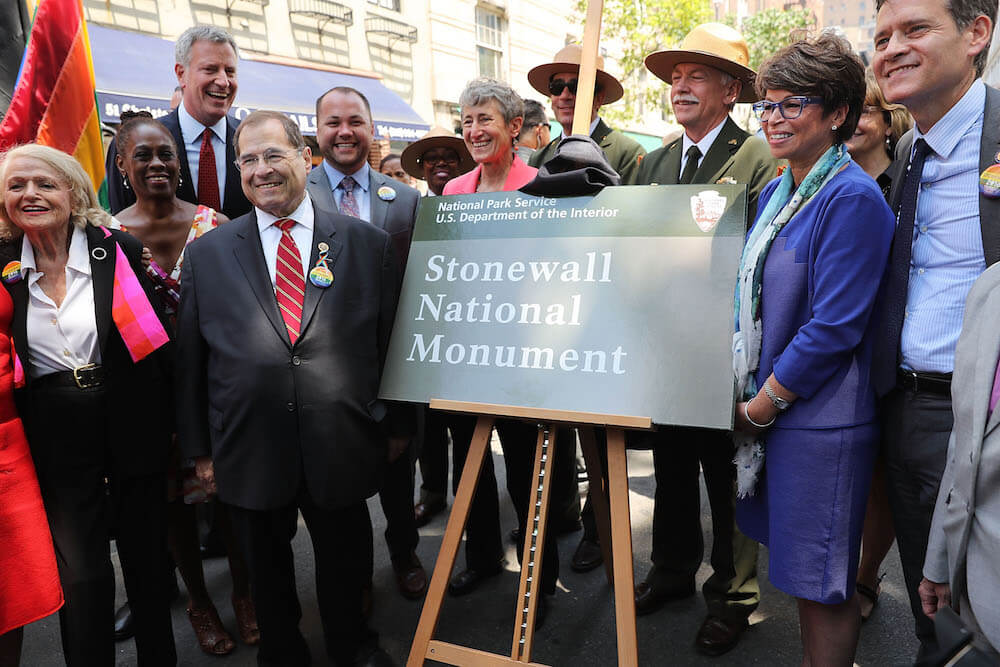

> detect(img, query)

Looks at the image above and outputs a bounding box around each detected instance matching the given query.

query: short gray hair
[459,78,524,124]
[175,25,240,67]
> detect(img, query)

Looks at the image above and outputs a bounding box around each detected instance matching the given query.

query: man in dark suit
[871,0,999,658]
[307,86,427,601]
[527,44,645,184]
[177,110,411,666]
[628,23,778,657]
[106,25,251,221]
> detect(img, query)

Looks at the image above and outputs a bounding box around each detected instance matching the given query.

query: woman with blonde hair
[0,143,175,664]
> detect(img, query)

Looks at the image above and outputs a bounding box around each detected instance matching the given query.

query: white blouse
[22,225,101,378]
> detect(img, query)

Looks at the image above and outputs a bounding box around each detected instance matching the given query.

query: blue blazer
[753,161,894,429]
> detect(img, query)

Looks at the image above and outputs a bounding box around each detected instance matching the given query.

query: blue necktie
[874,138,930,395]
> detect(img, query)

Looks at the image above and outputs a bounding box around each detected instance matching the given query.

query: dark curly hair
[117,110,177,155]
[755,33,866,145]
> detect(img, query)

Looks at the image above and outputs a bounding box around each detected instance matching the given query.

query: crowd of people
[1,0,1000,663]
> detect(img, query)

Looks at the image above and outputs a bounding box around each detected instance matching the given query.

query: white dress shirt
[322,161,372,222]
[256,193,315,289]
[178,102,228,206]
[680,117,727,175]
[22,225,101,378]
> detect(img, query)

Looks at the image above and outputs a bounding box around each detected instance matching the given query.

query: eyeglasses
[234,149,301,172]
[548,78,579,96]
[751,96,825,122]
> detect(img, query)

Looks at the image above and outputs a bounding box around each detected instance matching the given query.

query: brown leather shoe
[694,615,749,656]
[414,496,446,527]
[634,578,695,615]
[186,605,236,656]
[232,595,260,646]
[393,553,428,600]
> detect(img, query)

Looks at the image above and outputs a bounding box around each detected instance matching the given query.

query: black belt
[896,368,952,395]
[33,363,107,390]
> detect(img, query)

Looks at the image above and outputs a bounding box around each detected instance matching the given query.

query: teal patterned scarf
[732,143,851,498]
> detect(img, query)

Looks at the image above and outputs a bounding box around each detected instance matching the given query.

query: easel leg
[606,428,638,667]
[578,427,614,585]
[510,425,557,663]
[407,416,495,667]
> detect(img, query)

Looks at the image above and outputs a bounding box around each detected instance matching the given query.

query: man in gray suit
[872,0,1000,657]
[920,262,1000,658]
[306,86,426,602]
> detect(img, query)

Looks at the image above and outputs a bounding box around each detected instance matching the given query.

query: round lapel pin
[318,242,329,253]
[377,185,396,201]
[980,164,1000,199]
[91,247,108,261]
[2,261,22,284]
[309,265,333,288]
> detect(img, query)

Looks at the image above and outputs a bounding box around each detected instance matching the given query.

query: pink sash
[101,228,170,362]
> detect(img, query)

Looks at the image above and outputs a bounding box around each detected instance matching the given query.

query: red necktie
[274,219,305,344]
[198,128,221,211]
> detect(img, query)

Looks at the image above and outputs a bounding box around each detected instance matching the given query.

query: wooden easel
[407,2,630,663]
[406,401,650,666]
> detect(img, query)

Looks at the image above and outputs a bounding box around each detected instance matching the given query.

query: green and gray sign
[379,185,747,430]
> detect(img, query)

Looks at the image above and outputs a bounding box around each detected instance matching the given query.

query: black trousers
[452,418,559,594]
[418,408,451,498]
[24,382,175,667]
[229,493,376,667]
[377,442,419,564]
[643,426,759,622]
[882,388,953,658]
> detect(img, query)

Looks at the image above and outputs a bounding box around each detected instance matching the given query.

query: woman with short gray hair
[444,78,536,194]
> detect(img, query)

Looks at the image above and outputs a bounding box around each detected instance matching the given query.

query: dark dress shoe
[448,566,502,597]
[392,553,428,600]
[694,615,748,656]
[414,497,446,528]
[114,603,134,641]
[570,538,603,573]
[634,578,695,615]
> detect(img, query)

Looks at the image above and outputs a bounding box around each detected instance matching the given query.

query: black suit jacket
[106,108,251,220]
[305,165,419,277]
[176,200,413,511]
[6,226,173,477]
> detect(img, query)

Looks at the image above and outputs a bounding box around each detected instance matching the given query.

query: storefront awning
[88,24,429,141]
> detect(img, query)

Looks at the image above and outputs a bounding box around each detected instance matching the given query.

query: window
[368,0,400,10]
[475,7,505,80]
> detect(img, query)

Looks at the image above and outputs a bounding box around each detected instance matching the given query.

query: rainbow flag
[0,0,106,201]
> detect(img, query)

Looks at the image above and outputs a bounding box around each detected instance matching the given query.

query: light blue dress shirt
[177,103,227,205]
[321,161,372,223]
[901,80,987,374]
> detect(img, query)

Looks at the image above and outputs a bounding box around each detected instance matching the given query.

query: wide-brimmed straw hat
[644,23,757,103]
[527,44,624,105]
[400,126,475,180]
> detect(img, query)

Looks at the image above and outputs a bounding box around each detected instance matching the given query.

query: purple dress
[736,162,894,604]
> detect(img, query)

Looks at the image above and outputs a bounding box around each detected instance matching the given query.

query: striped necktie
[273,218,305,344]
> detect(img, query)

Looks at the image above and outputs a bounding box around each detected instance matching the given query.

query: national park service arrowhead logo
[690,190,727,232]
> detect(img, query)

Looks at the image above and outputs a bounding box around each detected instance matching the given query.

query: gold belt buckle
[73,363,99,389]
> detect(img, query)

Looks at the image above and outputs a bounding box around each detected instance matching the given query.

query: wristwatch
[763,382,791,411]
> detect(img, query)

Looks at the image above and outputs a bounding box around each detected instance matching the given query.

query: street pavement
[21,438,919,666]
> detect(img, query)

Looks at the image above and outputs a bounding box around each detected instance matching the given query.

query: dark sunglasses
[548,78,579,96]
